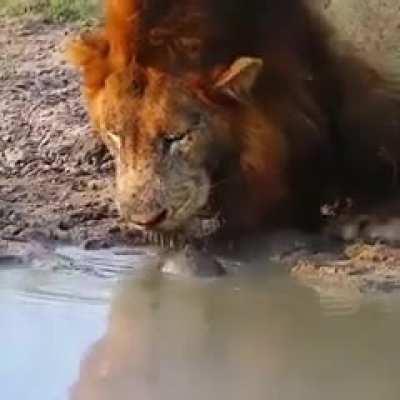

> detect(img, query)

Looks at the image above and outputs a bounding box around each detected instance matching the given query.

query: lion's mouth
[121,182,219,248]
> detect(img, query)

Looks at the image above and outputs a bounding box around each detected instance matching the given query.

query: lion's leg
[324,195,400,245]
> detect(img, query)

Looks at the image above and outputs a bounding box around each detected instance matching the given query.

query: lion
[67,0,400,240]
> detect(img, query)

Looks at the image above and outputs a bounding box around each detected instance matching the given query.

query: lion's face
[88,66,233,233]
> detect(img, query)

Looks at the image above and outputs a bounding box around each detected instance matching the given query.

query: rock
[83,238,111,250]
[0,255,25,266]
[4,148,25,168]
[87,180,99,190]
[313,0,400,73]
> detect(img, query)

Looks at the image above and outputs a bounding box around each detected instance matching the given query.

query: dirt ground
[0,17,126,247]
[1,16,400,294]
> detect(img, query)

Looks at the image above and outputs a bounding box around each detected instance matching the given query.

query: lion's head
[67,21,287,237]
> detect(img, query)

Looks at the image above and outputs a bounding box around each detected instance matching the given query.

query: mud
[1,16,400,294]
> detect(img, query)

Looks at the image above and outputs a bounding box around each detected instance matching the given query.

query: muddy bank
[292,243,400,297]
[1,16,400,295]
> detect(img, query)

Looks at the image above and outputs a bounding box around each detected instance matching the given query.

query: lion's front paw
[324,214,400,246]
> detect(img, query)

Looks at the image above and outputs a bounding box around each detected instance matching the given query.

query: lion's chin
[124,214,221,249]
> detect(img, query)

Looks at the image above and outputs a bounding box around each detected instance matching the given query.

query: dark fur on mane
[108,1,334,72]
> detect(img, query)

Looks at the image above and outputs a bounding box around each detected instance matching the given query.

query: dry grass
[0,0,100,22]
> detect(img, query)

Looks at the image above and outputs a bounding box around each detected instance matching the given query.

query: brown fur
[67,0,400,237]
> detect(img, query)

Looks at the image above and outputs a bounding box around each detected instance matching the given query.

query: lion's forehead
[104,74,204,131]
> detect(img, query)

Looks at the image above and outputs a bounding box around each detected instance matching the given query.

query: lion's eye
[164,133,186,143]
[162,132,187,154]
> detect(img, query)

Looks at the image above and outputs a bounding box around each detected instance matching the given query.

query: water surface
[1,245,400,400]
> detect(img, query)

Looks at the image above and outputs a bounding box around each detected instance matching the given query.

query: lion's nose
[130,209,168,229]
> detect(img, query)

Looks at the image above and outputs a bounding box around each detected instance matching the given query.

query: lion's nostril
[131,209,168,228]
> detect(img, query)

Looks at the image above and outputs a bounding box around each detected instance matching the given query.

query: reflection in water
[71,268,400,400]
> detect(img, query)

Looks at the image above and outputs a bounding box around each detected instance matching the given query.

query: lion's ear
[214,57,263,102]
[65,31,110,93]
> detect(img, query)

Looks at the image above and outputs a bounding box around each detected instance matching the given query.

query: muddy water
[1,246,400,400]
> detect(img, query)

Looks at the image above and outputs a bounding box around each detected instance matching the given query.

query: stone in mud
[160,245,226,277]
